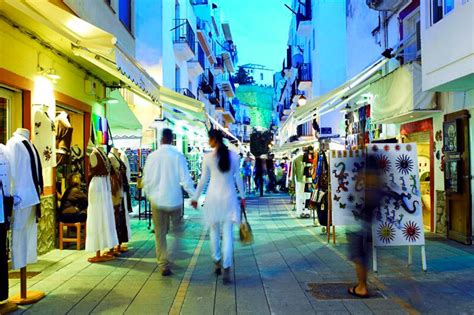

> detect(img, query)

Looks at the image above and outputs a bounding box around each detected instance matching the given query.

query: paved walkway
[7,195,474,314]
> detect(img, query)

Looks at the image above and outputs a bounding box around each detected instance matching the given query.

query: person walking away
[242,152,253,194]
[143,128,195,276]
[347,154,382,298]
[254,157,264,197]
[266,154,277,193]
[191,129,245,284]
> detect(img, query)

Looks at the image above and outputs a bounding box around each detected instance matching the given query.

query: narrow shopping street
[5,195,474,315]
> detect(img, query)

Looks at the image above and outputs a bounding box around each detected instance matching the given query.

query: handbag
[239,205,253,245]
[1,182,13,230]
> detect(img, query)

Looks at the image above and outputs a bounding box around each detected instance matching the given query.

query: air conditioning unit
[366,0,409,11]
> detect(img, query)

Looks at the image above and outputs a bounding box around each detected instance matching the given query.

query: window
[430,0,455,26]
[402,11,421,63]
[175,0,180,20]
[175,66,181,90]
[444,0,455,14]
[260,73,264,81]
[0,89,12,144]
[119,0,132,32]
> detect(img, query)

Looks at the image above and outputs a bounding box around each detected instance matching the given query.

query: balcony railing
[190,0,208,5]
[173,19,196,54]
[200,69,214,94]
[176,88,196,99]
[296,0,312,28]
[298,63,312,81]
[210,86,221,105]
[197,43,205,69]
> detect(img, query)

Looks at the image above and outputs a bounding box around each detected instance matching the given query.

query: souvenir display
[329,149,366,226]
[369,143,425,247]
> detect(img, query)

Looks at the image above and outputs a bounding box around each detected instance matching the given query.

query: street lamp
[297,95,307,106]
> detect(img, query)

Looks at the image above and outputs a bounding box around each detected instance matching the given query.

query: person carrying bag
[239,204,253,245]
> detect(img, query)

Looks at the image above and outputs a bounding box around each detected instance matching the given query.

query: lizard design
[332,162,349,193]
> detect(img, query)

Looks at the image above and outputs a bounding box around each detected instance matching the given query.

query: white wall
[421,0,474,91]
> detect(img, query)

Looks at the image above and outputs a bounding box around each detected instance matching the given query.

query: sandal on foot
[348,286,369,299]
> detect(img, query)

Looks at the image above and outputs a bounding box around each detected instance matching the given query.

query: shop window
[119,0,132,33]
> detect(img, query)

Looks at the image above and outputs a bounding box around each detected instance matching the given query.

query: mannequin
[291,150,308,218]
[55,111,73,166]
[85,146,118,263]
[33,105,56,168]
[6,128,45,304]
[0,143,17,313]
[108,147,129,253]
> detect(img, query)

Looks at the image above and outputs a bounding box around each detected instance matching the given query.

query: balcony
[196,18,217,65]
[296,0,312,37]
[218,73,235,98]
[214,56,224,75]
[173,19,196,62]
[188,43,205,78]
[421,1,474,91]
[200,69,214,94]
[222,40,237,73]
[221,101,235,124]
[242,116,251,125]
[190,0,208,5]
[297,63,312,91]
[176,88,196,99]
[209,86,221,106]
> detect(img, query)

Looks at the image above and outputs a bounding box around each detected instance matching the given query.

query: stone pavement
[7,194,474,315]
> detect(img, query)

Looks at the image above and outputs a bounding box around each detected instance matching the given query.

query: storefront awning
[207,114,241,145]
[16,0,161,103]
[159,87,206,121]
[369,63,439,123]
[279,34,417,143]
[106,90,142,136]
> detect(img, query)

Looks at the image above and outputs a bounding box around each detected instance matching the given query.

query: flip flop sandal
[348,286,369,299]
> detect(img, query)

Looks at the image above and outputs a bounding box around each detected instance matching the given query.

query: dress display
[291,154,308,218]
[85,148,118,252]
[0,144,11,302]
[33,110,56,168]
[6,130,43,270]
[109,151,128,245]
[55,113,73,166]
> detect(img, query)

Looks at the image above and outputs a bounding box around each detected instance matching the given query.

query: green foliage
[235,85,274,129]
[233,66,255,85]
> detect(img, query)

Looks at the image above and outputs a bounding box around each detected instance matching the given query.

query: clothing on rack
[33,110,56,168]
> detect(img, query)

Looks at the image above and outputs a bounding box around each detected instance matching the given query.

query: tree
[250,129,273,157]
[233,66,254,85]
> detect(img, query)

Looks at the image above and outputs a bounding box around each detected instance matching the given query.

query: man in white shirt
[143,128,195,276]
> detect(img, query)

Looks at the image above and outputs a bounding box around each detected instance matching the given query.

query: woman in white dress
[191,129,245,284]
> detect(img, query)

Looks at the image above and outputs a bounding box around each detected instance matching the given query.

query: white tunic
[0,145,11,224]
[6,133,41,270]
[33,110,56,168]
[6,133,41,210]
[193,150,245,225]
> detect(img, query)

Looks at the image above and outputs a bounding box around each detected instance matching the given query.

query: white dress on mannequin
[33,109,56,168]
[6,131,42,270]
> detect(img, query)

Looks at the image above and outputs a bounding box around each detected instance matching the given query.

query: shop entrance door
[0,88,13,144]
[444,110,471,244]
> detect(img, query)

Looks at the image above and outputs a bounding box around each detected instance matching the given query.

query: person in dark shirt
[58,173,88,223]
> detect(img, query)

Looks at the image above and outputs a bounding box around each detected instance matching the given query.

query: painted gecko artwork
[369,143,425,247]
[329,150,366,226]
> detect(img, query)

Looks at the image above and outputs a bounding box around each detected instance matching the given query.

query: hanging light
[297,95,307,106]
[45,68,61,80]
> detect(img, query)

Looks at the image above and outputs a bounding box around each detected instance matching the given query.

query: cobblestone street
[8,195,474,315]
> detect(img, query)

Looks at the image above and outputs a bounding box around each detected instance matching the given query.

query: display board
[369,143,425,247]
[329,149,366,226]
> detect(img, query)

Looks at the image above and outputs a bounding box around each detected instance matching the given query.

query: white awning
[369,62,438,123]
[159,87,206,121]
[207,114,241,144]
[13,0,161,103]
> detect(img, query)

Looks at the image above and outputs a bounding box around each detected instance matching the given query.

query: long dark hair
[208,129,230,173]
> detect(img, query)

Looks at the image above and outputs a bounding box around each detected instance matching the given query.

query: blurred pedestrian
[254,157,264,197]
[347,154,382,298]
[242,152,253,194]
[143,128,196,276]
[266,154,277,193]
[191,129,245,284]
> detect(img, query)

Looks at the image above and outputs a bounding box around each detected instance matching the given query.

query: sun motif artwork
[395,154,414,175]
[375,154,391,174]
[402,221,421,242]
[377,222,395,244]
